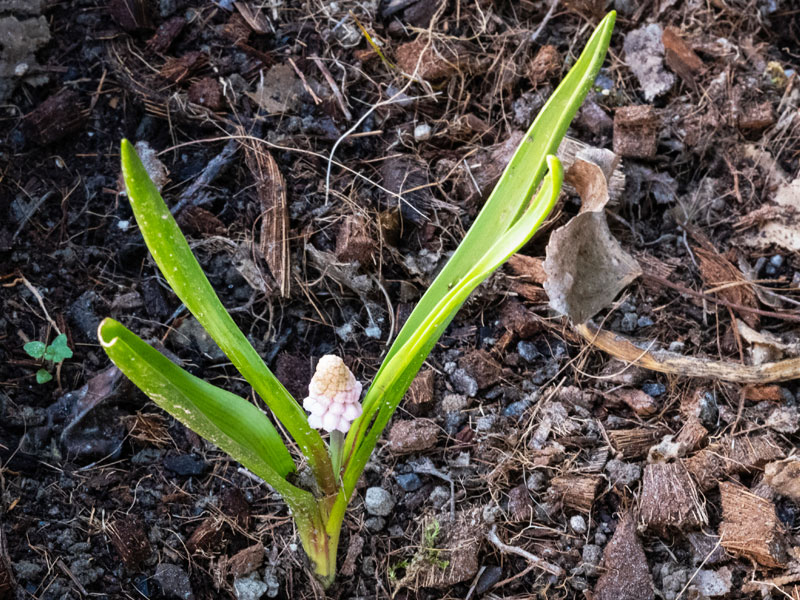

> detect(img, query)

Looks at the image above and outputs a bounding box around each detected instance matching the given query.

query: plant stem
[329,430,344,482]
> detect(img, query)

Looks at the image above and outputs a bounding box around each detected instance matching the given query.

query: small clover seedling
[24,333,73,383]
[99,12,616,587]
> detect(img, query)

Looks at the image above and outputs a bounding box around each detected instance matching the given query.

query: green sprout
[24,333,73,384]
[98,12,615,587]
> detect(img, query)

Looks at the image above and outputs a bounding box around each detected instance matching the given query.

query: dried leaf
[623,24,675,101]
[544,211,641,323]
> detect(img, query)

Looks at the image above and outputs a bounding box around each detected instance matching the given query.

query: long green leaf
[120,140,335,494]
[380,11,616,373]
[344,157,564,494]
[98,318,304,494]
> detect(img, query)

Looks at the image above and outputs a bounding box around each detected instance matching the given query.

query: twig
[642,272,800,323]
[13,275,61,335]
[169,138,238,215]
[312,56,352,120]
[486,525,564,577]
[530,0,560,42]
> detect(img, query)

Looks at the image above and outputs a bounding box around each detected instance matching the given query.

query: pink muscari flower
[303,355,362,433]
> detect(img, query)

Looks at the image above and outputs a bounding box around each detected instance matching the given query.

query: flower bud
[303,355,362,433]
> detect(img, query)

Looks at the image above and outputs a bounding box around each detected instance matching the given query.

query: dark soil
[2,1,800,599]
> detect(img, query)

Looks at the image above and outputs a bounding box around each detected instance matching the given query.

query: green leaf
[36,368,53,384]
[344,157,564,494]
[98,318,301,485]
[342,13,616,494]
[24,341,46,359]
[44,333,73,363]
[377,11,616,377]
[119,140,335,494]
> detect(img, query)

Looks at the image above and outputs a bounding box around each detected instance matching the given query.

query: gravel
[395,472,423,492]
[364,487,394,516]
[570,515,588,534]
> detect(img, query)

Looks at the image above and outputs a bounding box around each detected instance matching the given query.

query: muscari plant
[98,12,615,587]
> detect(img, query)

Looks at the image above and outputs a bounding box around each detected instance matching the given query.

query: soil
[2,1,800,599]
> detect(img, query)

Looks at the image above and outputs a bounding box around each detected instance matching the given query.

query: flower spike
[303,355,362,433]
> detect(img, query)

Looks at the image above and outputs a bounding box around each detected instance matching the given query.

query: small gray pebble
[620,312,638,332]
[570,515,587,534]
[395,473,422,492]
[364,487,394,516]
[637,315,654,328]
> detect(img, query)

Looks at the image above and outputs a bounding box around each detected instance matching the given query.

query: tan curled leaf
[544,148,640,323]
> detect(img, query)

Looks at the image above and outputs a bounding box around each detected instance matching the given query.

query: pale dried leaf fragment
[623,24,675,101]
[764,457,800,502]
[736,319,800,365]
[544,147,640,323]
[544,211,641,323]
[247,64,303,113]
[739,175,800,252]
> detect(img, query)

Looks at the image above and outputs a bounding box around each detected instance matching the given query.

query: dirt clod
[388,419,438,454]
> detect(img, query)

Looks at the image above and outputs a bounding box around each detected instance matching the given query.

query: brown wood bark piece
[24,88,87,145]
[685,434,784,491]
[674,417,708,453]
[549,474,600,513]
[335,215,375,264]
[594,512,655,600]
[613,105,659,158]
[608,427,667,459]
[106,515,152,567]
[719,481,789,568]
[639,462,707,531]
[404,369,435,416]
[244,142,290,297]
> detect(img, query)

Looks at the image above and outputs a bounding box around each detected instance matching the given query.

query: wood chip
[335,215,375,264]
[613,105,659,159]
[506,254,547,284]
[186,516,227,554]
[593,512,654,600]
[694,237,759,328]
[187,77,223,111]
[404,369,435,416]
[227,543,265,578]
[387,419,438,454]
[674,417,708,452]
[243,142,290,297]
[738,101,775,132]
[394,38,462,80]
[612,388,659,416]
[662,26,703,85]
[549,474,600,513]
[608,427,667,460]
[159,51,207,83]
[639,462,707,531]
[719,481,789,568]
[339,534,364,577]
[684,433,785,491]
[146,16,186,53]
[106,515,152,567]
[24,88,87,145]
[458,349,504,389]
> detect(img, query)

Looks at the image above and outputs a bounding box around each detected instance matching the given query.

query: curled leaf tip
[303,355,362,433]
